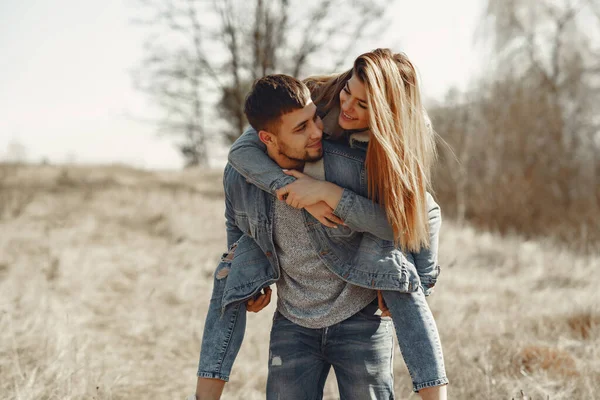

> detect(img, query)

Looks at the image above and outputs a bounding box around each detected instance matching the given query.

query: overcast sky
[0,0,483,169]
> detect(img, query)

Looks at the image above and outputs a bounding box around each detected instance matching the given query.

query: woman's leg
[381,289,448,397]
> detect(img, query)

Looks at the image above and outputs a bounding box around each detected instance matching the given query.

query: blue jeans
[197,265,447,392]
[382,289,448,392]
[266,301,395,400]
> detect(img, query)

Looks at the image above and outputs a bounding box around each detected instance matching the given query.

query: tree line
[134,0,600,249]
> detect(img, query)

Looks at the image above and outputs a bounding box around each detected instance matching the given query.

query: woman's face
[338,74,370,131]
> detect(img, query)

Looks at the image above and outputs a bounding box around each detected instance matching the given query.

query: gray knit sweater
[273,160,376,329]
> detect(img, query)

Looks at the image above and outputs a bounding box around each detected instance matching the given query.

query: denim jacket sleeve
[336,190,442,295]
[412,193,442,296]
[224,173,244,247]
[228,127,296,195]
[333,188,395,241]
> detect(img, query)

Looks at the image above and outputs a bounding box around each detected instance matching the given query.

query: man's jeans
[266,301,395,400]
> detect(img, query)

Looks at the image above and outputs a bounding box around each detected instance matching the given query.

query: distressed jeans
[266,300,395,400]
[197,262,447,393]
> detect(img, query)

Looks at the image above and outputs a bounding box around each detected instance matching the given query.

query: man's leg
[266,312,331,400]
[327,301,395,400]
[381,289,448,397]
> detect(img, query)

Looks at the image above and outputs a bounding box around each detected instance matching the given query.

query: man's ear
[258,130,276,147]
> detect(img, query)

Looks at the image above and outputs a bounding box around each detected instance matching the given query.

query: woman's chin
[338,115,354,130]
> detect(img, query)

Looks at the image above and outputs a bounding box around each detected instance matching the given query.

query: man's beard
[277,142,323,166]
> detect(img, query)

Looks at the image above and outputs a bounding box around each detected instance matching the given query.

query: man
[192,75,437,399]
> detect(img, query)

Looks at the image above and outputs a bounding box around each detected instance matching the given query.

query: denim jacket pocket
[325,225,355,238]
[221,234,276,309]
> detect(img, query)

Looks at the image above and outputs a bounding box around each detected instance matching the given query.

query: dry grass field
[1,163,599,400]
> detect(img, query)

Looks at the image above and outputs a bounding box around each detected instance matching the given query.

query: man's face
[273,101,324,165]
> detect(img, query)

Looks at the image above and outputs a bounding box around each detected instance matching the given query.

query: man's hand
[246,286,272,312]
[305,201,345,228]
[377,291,390,317]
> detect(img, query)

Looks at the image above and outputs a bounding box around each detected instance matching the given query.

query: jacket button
[265,251,272,257]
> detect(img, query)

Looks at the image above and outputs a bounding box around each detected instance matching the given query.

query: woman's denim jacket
[198,129,441,381]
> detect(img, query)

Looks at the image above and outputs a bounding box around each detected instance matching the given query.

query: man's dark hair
[244,74,311,134]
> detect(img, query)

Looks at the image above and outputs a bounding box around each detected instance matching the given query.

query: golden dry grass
[1,163,599,399]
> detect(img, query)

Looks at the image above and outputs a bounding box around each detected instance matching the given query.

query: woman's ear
[258,130,276,147]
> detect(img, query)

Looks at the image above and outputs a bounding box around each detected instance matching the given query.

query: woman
[229,49,448,399]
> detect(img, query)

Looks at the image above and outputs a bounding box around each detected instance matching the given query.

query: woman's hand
[305,201,345,228]
[276,170,325,208]
[377,291,390,317]
[276,170,344,210]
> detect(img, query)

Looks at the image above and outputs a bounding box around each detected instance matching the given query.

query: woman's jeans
[382,288,448,392]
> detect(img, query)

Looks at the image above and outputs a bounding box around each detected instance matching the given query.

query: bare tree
[432,0,600,248]
[133,0,394,166]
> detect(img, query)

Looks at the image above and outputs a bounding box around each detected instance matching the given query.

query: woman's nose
[342,98,354,112]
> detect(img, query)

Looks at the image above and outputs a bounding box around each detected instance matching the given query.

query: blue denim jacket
[198,134,441,381]
[228,127,442,292]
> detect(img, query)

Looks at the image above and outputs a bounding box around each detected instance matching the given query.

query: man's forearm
[195,377,226,400]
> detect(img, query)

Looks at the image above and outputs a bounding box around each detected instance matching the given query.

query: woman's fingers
[319,216,337,228]
[276,186,288,201]
[377,290,390,317]
[326,213,345,225]
[286,193,301,209]
[283,169,306,178]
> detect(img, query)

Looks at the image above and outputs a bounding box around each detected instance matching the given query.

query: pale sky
[0,0,483,170]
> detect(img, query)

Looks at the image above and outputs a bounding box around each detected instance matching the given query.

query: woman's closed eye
[344,85,367,109]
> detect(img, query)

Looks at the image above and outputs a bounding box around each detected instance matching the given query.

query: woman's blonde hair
[305,49,436,251]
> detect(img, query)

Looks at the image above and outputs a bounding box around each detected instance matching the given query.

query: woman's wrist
[321,182,344,210]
